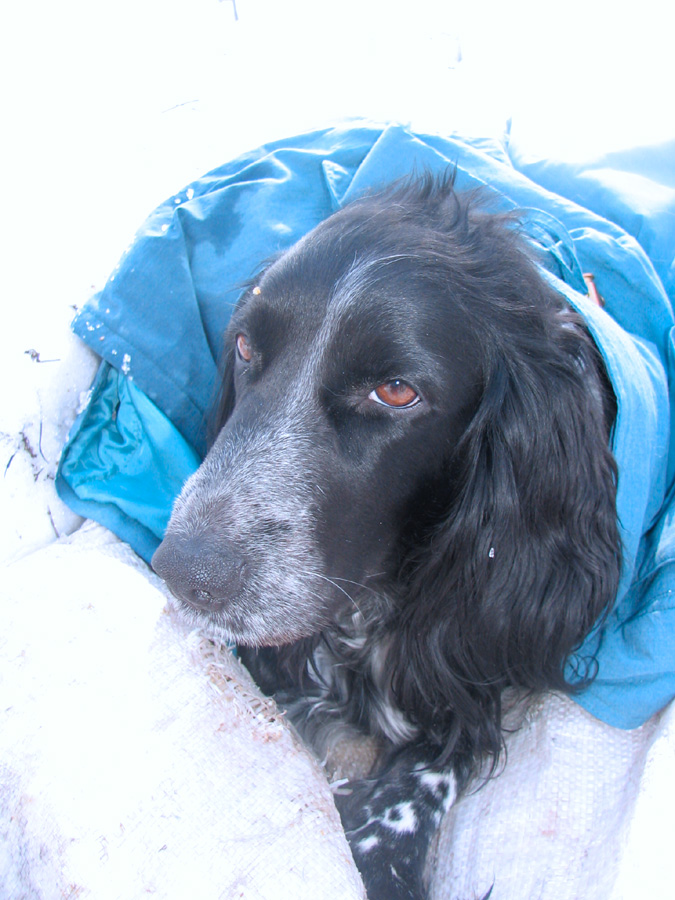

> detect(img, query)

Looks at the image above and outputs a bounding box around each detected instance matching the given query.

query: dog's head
[152,174,620,702]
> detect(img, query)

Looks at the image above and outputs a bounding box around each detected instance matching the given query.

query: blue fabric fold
[56,121,675,730]
[57,363,201,561]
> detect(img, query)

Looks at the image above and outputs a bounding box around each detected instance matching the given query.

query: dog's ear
[207,342,236,448]
[392,292,621,773]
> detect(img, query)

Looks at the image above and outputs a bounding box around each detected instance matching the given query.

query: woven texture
[0,523,365,900]
[430,694,667,899]
[2,523,674,898]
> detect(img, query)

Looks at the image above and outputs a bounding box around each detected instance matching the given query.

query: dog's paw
[334,752,458,900]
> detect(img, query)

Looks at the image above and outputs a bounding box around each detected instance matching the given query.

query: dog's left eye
[369,380,420,409]
[236,333,252,362]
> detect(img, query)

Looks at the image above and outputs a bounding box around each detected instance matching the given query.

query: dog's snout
[152,533,244,613]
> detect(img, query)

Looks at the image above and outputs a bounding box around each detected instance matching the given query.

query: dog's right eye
[236,333,252,362]
[369,380,420,409]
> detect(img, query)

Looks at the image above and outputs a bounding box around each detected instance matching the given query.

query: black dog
[152,174,621,899]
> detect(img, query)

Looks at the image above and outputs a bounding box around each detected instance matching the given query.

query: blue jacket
[57,122,675,731]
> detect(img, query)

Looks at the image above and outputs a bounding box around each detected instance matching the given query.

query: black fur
[152,173,621,899]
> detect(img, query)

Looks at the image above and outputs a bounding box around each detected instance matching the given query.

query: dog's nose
[151,534,244,613]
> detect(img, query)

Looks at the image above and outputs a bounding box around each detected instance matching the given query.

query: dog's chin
[166,593,322,648]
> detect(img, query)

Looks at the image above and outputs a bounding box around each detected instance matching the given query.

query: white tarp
[1,523,366,900]
[2,516,674,899]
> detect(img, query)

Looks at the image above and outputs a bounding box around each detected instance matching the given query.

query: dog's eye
[236,333,252,362]
[369,380,420,409]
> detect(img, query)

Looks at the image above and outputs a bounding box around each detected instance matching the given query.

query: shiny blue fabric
[56,122,675,729]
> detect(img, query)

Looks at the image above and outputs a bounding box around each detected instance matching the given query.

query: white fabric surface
[431,695,672,899]
[0,523,366,900]
[2,520,674,899]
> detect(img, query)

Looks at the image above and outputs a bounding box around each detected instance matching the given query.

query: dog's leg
[334,742,458,900]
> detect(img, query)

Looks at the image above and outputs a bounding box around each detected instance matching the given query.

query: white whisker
[303,569,364,614]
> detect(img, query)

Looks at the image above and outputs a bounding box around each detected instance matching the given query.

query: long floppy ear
[391,283,621,774]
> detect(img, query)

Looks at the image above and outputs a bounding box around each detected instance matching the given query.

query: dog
[151,173,622,899]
